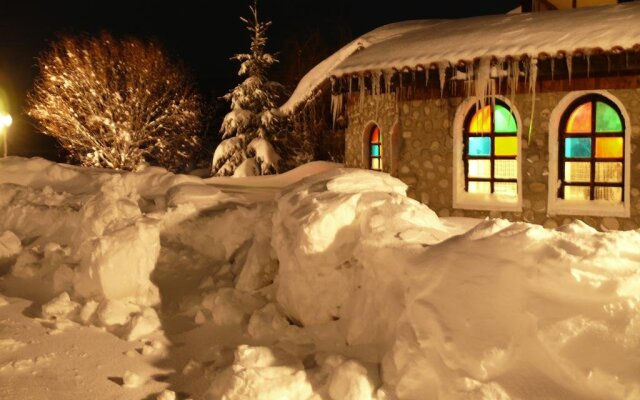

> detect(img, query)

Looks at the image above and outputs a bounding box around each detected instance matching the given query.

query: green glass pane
[371,144,380,157]
[596,102,622,132]
[494,105,517,133]
[468,137,491,156]
[565,138,592,158]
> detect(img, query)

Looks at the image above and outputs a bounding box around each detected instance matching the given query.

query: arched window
[558,95,624,202]
[369,125,382,171]
[463,101,518,198]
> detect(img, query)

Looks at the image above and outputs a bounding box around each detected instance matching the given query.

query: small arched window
[370,125,382,171]
[463,101,518,198]
[558,95,625,202]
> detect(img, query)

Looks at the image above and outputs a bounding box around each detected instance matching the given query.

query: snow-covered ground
[0,157,639,400]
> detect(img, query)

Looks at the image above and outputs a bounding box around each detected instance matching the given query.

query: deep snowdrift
[1,157,639,400]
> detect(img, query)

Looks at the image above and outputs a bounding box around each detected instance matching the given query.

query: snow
[1,156,640,400]
[283,3,640,111]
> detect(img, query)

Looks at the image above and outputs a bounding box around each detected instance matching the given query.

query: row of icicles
[328,54,609,142]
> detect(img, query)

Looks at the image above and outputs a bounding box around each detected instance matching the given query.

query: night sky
[0,0,519,160]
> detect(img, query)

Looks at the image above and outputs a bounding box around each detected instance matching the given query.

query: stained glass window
[370,125,382,171]
[463,100,518,198]
[559,95,625,203]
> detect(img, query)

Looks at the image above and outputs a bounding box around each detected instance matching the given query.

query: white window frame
[452,96,523,212]
[547,90,631,218]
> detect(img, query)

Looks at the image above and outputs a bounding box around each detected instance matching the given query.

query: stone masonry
[345,88,640,230]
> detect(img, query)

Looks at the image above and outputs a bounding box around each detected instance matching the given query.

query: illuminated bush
[27,33,203,172]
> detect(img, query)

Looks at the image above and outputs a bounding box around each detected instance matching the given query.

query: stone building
[284,2,640,230]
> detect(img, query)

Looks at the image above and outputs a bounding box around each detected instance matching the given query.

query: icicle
[383,69,393,94]
[586,53,591,78]
[372,71,382,97]
[566,54,572,84]
[475,57,491,110]
[466,61,474,100]
[358,73,365,109]
[348,75,353,98]
[528,58,538,144]
[424,67,429,89]
[331,94,343,128]
[550,58,555,80]
[510,59,520,106]
[438,62,449,98]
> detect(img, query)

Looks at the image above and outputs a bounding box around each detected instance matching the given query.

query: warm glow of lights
[0,114,12,130]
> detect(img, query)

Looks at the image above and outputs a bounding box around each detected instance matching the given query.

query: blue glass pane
[371,144,380,157]
[468,137,491,156]
[565,138,592,158]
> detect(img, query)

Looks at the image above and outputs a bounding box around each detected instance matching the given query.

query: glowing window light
[469,105,492,133]
[595,162,622,183]
[564,162,591,183]
[494,105,517,133]
[494,160,517,179]
[494,137,518,156]
[494,182,517,197]
[564,185,590,200]
[369,126,382,171]
[468,137,491,156]
[468,160,491,178]
[595,102,622,132]
[595,186,622,202]
[468,181,491,194]
[566,102,592,133]
[595,137,623,158]
[564,138,592,158]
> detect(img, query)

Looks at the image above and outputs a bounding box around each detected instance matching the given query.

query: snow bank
[270,168,640,399]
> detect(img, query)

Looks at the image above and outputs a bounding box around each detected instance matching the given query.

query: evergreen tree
[211,1,286,177]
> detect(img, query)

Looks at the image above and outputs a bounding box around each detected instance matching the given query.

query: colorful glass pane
[564,138,592,158]
[468,181,491,194]
[494,182,517,197]
[370,127,380,143]
[371,158,381,170]
[494,160,517,179]
[595,137,623,158]
[468,160,491,178]
[564,185,590,200]
[564,162,591,182]
[595,102,623,132]
[469,105,492,133]
[371,144,380,157]
[595,162,623,183]
[566,102,592,133]
[468,137,491,156]
[595,186,622,202]
[494,105,517,133]
[494,137,518,156]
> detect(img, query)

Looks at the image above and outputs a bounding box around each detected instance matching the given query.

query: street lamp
[0,113,11,158]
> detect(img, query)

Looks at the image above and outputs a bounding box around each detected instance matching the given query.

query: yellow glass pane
[469,105,492,133]
[595,137,623,158]
[566,102,592,133]
[494,182,517,198]
[564,162,591,183]
[595,186,622,202]
[495,137,518,156]
[468,181,491,194]
[468,160,491,178]
[494,160,517,179]
[371,158,381,170]
[564,186,590,200]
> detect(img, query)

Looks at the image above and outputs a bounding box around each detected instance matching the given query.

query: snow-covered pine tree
[211,1,286,177]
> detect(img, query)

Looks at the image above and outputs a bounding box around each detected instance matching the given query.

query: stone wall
[345,88,640,230]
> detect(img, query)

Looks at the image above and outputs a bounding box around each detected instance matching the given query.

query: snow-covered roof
[281,3,640,112]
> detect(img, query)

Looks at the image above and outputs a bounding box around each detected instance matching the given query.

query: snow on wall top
[281,3,640,112]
